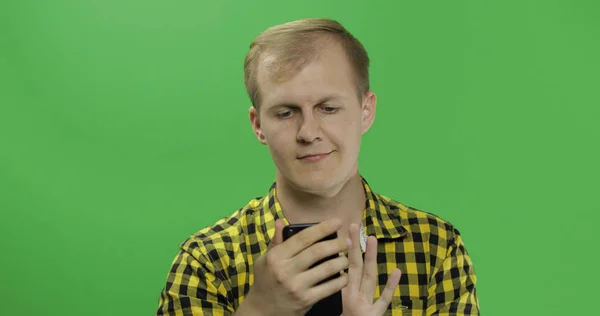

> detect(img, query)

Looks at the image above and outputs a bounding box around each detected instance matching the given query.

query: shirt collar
[258,176,408,246]
[361,177,408,240]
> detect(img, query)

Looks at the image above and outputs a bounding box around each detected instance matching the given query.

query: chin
[287,171,346,196]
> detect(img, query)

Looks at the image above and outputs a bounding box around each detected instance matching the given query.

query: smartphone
[283,223,343,316]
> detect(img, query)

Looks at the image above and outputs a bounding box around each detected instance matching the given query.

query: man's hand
[341,224,402,316]
[236,218,351,316]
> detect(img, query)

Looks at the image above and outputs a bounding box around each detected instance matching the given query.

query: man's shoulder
[179,196,267,255]
[375,192,460,238]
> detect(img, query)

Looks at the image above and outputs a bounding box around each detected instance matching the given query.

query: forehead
[257,43,357,108]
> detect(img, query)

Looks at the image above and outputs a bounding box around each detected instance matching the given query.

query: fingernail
[346,238,352,247]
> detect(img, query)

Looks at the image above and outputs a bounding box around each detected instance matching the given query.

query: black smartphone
[282,223,343,316]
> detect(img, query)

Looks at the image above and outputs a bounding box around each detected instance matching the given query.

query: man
[156,18,479,316]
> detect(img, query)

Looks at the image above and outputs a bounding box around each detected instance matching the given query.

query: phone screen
[283,223,343,316]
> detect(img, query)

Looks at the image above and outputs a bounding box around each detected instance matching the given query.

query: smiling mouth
[297,151,333,161]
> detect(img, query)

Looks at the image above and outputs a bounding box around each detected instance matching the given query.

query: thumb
[268,219,285,249]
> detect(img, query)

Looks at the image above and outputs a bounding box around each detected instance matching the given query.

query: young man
[157,18,479,316]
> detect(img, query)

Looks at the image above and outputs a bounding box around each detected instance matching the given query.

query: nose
[296,113,322,144]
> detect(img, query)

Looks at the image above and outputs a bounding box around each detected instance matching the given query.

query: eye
[321,106,339,114]
[277,110,294,119]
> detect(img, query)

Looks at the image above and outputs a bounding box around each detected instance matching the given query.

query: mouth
[297,151,333,162]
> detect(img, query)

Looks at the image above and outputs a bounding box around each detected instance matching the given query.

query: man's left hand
[340,224,402,316]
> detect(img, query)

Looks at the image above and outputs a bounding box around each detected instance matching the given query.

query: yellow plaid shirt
[156,177,480,315]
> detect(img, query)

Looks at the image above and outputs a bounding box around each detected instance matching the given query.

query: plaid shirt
[156,177,480,315]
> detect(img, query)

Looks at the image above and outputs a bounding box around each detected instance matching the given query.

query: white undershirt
[359,222,367,253]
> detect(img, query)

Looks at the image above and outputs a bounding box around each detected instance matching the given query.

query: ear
[361,91,377,134]
[249,106,267,145]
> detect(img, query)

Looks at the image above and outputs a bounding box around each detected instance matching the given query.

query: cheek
[343,134,362,158]
[334,117,362,151]
[264,126,296,161]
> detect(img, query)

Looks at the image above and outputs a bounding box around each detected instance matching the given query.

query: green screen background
[1,1,598,315]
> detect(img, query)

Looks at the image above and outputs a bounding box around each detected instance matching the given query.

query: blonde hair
[243,18,370,109]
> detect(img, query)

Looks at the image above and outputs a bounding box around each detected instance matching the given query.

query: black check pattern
[156,177,479,315]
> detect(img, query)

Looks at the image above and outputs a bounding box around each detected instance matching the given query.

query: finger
[299,255,349,286]
[279,218,344,258]
[347,223,363,288]
[360,236,378,298]
[305,272,348,306]
[294,234,350,272]
[268,219,285,249]
[373,268,402,312]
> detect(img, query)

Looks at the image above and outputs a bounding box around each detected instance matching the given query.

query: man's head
[244,18,377,195]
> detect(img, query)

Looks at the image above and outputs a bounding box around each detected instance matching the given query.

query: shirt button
[249,199,260,208]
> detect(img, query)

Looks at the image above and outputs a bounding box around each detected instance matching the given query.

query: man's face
[249,42,376,195]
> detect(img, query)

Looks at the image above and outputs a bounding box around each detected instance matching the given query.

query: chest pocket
[384,297,427,316]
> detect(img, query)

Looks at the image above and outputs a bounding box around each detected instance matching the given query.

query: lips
[297,151,333,161]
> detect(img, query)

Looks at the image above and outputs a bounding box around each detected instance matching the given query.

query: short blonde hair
[243,18,370,109]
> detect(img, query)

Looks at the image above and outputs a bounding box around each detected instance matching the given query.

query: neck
[275,172,366,238]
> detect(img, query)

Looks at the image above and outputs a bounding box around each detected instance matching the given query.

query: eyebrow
[268,94,344,110]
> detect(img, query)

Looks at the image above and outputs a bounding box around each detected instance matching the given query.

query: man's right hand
[236,218,351,316]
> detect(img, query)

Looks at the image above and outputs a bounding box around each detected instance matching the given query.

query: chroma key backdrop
[1,1,598,315]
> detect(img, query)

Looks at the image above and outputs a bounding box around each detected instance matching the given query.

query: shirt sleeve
[156,240,233,316]
[426,228,480,315]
